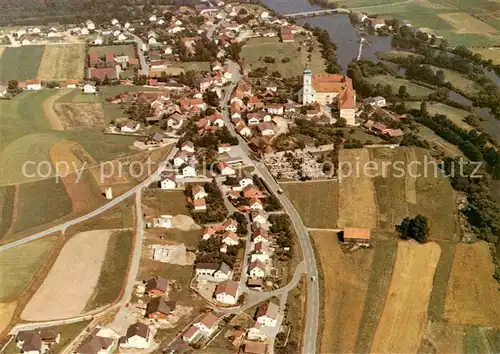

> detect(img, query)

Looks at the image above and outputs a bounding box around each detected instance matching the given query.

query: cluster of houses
[14,330,61,354]
[201,217,241,252]
[88,47,139,81]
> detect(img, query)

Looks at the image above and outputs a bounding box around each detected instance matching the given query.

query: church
[298,69,356,125]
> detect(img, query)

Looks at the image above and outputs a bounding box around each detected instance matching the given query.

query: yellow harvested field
[0,47,5,58]
[37,43,86,81]
[21,230,113,321]
[438,12,498,34]
[338,149,378,229]
[312,231,374,353]
[0,302,16,335]
[371,241,441,353]
[53,103,106,130]
[471,47,500,65]
[444,241,500,326]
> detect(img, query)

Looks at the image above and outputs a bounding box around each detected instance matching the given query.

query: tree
[203,91,220,107]
[398,85,408,99]
[420,101,428,116]
[7,80,18,90]
[397,215,429,243]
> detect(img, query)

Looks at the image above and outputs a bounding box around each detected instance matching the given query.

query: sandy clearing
[0,302,16,335]
[21,230,112,321]
[444,242,500,326]
[0,47,5,58]
[172,215,201,231]
[370,240,441,353]
[439,12,498,34]
[338,149,378,229]
[42,89,70,130]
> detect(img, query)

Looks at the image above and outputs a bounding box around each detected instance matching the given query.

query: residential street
[220,66,320,353]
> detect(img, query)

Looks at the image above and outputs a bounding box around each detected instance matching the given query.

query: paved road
[0,147,178,252]
[125,31,149,76]
[220,69,320,353]
[109,190,146,333]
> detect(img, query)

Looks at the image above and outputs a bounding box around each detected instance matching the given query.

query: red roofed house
[105,51,115,67]
[243,185,263,199]
[89,48,99,66]
[194,311,221,335]
[145,297,176,320]
[342,227,371,247]
[280,27,294,42]
[145,276,169,297]
[214,280,239,305]
[300,69,356,125]
[128,57,140,69]
[25,79,42,90]
[90,67,117,81]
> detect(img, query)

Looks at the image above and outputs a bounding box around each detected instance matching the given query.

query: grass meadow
[0,45,44,82]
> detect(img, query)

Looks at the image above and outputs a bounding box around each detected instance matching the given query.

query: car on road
[310,276,316,281]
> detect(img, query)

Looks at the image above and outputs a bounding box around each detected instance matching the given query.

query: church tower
[303,68,314,104]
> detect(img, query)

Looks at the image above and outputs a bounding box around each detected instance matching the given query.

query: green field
[92,44,136,58]
[182,61,211,72]
[416,125,465,157]
[370,75,435,99]
[0,236,58,301]
[406,101,474,132]
[376,50,422,61]
[427,242,456,321]
[0,185,15,237]
[0,90,136,184]
[13,177,73,233]
[360,1,500,47]
[0,45,44,83]
[241,35,325,77]
[281,181,339,229]
[429,66,479,95]
[85,229,134,311]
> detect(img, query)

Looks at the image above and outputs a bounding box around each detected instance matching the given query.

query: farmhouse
[194,311,221,335]
[75,328,115,354]
[145,297,176,320]
[299,69,356,125]
[247,322,267,341]
[183,326,202,344]
[341,227,371,247]
[90,67,118,81]
[214,280,239,305]
[192,185,208,200]
[145,276,169,297]
[121,120,140,133]
[25,79,42,91]
[83,83,96,94]
[160,173,176,190]
[119,323,154,349]
[256,301,280,327]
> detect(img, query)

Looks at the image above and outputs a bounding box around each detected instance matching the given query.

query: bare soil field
[49,140,104,213]
[143,189,190,216]
[281,181,339,229]
[338,149,378,229]
[0,47,5,58]
[0,302,16,335]
[37,43,86,81]
[42,89,67,130]
[53,103,106,130]
[444,241,500,327]
[471,47,500,65]
[370,241,441,353]
[312,231,374,353]
[21,230,113,321]
[439,12,498,34]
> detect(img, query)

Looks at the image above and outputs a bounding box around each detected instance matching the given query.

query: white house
[222,218,238,233]
[173,151,190,167]
[182,164,196,178]
[83,83,96,94]
[256,302,279,327]
[119,323,154,349]
[247,322,267,341]
[192,185,208,200]
[117,33,127,41]
[160,174,176,190]
[149,15,158,22]
[80,28,89,35]
[215,280,239,305]
[251,210,268,225]
[217,162,236,176]
[249,198,264,211]
[213,262,232,280]
[111,18,119,25]
[193,198,206,211]
[221,231,239,246]
[120,121,140,133]
[194,312,220,336]
[248,260,266,278]
[85,20,95,30]
[201,227,216,240]
[182,326,202,344]
[266,104,283,115]
[93,37,104,45]
[164,47,173,55]
[258,123,275,137]
[195,263,219,277]
[26,80,42,91]
[181,140,195,153]
[252,228,269,244]
[218,144,232,154]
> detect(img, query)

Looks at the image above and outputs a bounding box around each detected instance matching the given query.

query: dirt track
[21,230,112,321]
[42,89,69,130]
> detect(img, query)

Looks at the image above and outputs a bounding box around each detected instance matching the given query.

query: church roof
[312,74,349,93]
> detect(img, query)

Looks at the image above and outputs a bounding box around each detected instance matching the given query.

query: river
[262,0,500,197]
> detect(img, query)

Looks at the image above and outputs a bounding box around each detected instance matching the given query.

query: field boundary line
[4,184,19,237]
